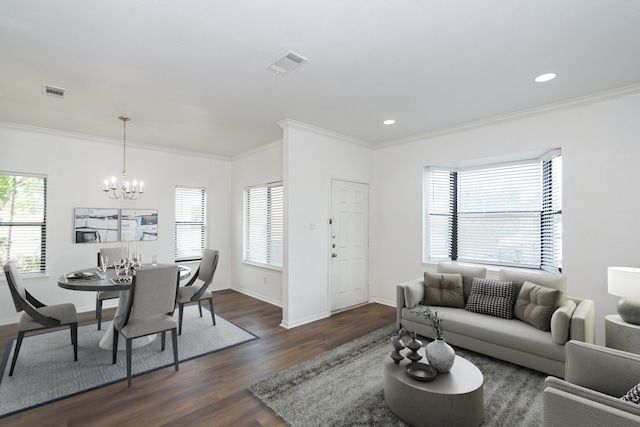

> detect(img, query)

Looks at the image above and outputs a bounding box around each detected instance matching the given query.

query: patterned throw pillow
[465,277,517,319]
[622,383,640,404]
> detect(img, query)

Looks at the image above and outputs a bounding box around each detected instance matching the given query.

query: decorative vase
[405,332,423,362]
[389,330,406,365]
[426,338,455,373]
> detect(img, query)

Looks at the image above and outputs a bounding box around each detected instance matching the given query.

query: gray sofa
[396,264,595,377]
[544,340,640,426]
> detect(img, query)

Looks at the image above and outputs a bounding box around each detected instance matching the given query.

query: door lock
[332,253,338,258]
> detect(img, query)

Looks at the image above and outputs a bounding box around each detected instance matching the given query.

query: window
[0,173,47,275]
[243,182,283,269]
[426,151,562,273]
[175,186,207,261]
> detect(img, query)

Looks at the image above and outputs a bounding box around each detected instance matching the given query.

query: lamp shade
[608,267,640,299]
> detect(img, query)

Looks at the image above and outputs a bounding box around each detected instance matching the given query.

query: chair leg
[198,300,203,317]
[171,328,179,372]
[161,331,166,351]
[112,328,119,364]
[178,303,184,335]
[97,299,103,330]
[208,298,216,326]
[71,322,78,361]
[9,331,25,376]
[126,338,132,387]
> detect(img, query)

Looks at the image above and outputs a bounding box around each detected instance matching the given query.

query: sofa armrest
[543,386,640,427]
[545,377,640,417]
[396,279,425,328]
[565,340,640,397]
[550,299,576,344]
[396,285,405,328]
[569,298,595,344]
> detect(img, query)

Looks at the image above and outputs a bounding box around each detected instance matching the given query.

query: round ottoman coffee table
[384,349,484,427]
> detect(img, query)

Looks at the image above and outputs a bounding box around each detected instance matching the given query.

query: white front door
[330,179,369,312]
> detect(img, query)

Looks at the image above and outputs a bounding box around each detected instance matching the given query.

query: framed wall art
[74,208,119,243]
[120,209,158,241]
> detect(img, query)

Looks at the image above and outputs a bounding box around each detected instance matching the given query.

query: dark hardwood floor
[0,290,396,426]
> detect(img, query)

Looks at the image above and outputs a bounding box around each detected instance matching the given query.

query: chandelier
[103,116,144,200]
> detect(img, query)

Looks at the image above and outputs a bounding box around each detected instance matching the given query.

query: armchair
[543,340,640,426]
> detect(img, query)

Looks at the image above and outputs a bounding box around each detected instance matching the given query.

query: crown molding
[378,83,640,149]
[0,121,229,161]
[278,118,375,149]
[231,138,283,161]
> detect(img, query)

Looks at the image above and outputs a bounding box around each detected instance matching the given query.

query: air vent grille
[266,50,308,75]
[42,84,66,98]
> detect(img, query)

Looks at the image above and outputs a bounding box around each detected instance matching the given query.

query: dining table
[58,263,191,351]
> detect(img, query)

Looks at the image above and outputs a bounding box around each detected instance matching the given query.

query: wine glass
[100,255,108,274]
[114,260,122,276]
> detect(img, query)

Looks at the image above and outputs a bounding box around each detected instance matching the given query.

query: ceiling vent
[266,50,308,75]
[42,84,66,98]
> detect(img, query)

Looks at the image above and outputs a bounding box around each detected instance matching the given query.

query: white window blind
[0,173,47,275]
[243,182,283,269]
[175,186,206,261]
[426,152,562,272]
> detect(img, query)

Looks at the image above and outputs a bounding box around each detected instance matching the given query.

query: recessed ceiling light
[534,73,557,83]
[383,119,396,125]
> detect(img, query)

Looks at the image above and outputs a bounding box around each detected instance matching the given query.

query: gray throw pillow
[465,277,517,319]
[424,272,464,308]
[514,281,559,331]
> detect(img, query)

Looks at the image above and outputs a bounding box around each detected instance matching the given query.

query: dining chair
[176,249,219,335]
[112,264,180,387]
[96,247,124,329]
[4,261,78,376]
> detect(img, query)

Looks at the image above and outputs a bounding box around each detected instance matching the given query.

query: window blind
[0,173,47,274]
[243,182,283,269]
[426,153,562,272]
[175,186,206,261]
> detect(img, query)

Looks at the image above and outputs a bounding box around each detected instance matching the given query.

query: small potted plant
[413,305,455,373]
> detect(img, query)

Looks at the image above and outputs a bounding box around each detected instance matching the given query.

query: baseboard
[372,296,396,308]
[229,287,282,308]
[280,311,331,329]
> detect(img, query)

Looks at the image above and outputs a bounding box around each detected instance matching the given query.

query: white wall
[230,141,284,306]
[0,124,232,325]
[373,91,640,344]
[281,120,374,328]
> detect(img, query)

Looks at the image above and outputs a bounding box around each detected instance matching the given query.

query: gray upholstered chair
[96,247,124,329]
[543,340,640,426]
[176,249,219,335]
[4,261,78,376]
[112,264,180,387]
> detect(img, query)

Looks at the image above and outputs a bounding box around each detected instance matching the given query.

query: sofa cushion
[622,383,640,404]
[404,281,424,309]
[498,270,567,305]
[436,263,487,303]
[514,281,559,331]
[424,272,464,308]
[466,278,517,319]
[401,305,565,361]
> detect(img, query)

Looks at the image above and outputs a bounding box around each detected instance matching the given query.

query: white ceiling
[1,0,639,158]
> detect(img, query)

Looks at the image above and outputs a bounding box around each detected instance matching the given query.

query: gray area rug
[250,325,545,426]
[0,305,258,418]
